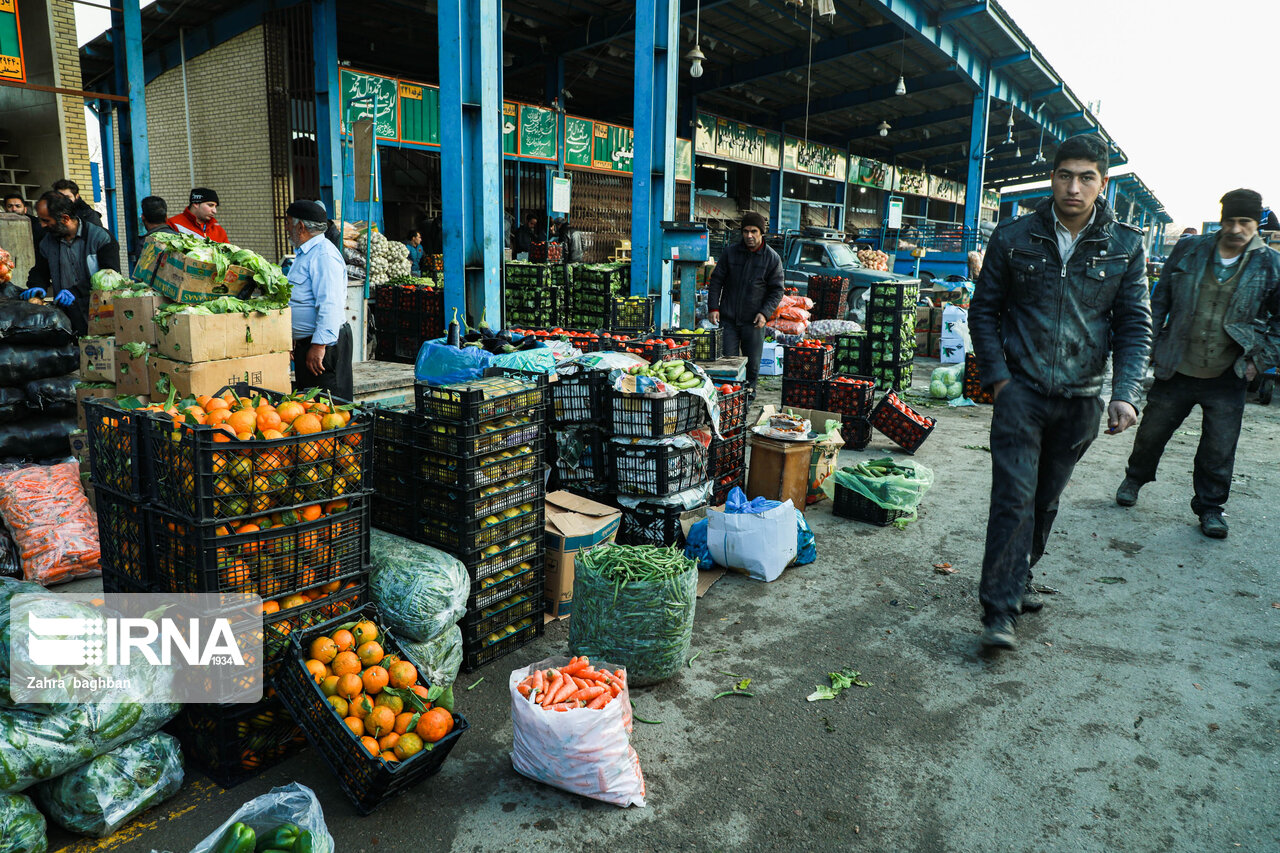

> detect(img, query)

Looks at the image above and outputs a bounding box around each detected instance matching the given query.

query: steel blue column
[961,68,989,238]
[546,58,565,218]
[97,103,118,244]
[630,0,678,328]
[439,0,504,327]
[111,0,149,264]
[312,0,340,216]
[1105,177,1118,207]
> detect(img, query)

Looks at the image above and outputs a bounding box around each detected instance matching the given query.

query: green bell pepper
[214,822,256,853]
[255,823,300,851]
[295,830,315,853]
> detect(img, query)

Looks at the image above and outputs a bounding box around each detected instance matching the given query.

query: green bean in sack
[568,545,697,686]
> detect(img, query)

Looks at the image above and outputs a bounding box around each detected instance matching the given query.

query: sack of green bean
[567,545,697,686]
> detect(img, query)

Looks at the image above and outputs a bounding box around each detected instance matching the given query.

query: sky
[74,1,1276,227]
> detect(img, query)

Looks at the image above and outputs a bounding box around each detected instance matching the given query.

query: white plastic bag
[509,657,646,808]
[706,499,798,582]
[182,783,334,853]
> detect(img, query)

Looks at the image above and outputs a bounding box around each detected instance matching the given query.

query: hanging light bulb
[1015,145,1022,158]
[878,120,891,137]
[894,76,907,96]
[685,45,706,78]
[1004,111,1015,145]
[895,33,906,96]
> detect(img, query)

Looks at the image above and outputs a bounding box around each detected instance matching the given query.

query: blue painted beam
[960,68,989,237]
[998,186,1052,204]
[1030,83,1064,99]
[888,129,971,157]
[551,0,737,57]
[95,103,119,244]
[692,23,899,96]
[112,0,149,266]
[777,70,962,122]
[631,0,678,328]
[845,104,971,143]
[439,0,504,328]
[990,50,1031,69]
[937,1,987,24]
[312,0,340,218]
[1057,109,1085,121]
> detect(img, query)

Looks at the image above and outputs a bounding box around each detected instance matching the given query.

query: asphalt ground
[52,366,1279,853]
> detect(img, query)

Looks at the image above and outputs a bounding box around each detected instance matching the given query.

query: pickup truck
[766,228,915,318]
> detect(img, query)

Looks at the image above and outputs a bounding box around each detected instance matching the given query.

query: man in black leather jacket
[968,134,1152,650]
[708,211,785,398]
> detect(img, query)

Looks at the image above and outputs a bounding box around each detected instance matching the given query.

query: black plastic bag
[0,417,76,461]
[0,388,26,425]
[23,375,77,415]
[0,344,79,387]
[0,301,74,346]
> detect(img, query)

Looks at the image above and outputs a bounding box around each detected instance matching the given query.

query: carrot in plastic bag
[0,461,100,586]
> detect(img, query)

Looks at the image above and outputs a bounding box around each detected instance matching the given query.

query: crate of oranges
[168,693,307,788]
[142,383,370,525]
[277,603,469,815]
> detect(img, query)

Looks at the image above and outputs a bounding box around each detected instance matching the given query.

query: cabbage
[89,269,131,292]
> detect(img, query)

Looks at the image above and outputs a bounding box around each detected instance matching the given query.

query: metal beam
[777,70,961,122]
[691,23,899,96]
[960,67,989,236]
[550,0,736,58]
[937,1,987,24]
[845,104,971,142]
[631,0,678,328]
[142,0,306,85]
[888,129,970,157]
[990,50,1030,69]
[439,0,503,327]
[1030,83,1064,99]
[312,0,340,217]
[112,0,149,267]
[1057,109,1084,121]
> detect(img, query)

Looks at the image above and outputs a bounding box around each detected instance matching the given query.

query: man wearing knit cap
[168,188,228,242]
[707,210,784,398]
[286,199,353,400]
[1116,189,1280,539]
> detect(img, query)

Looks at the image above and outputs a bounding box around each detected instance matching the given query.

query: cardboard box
[79,336,116,382]
[114,344,151,396]
[154,308,292,363]
[929,306,944,333]
[915,331,931,356]
[940,337,967,364]
[941,304,968,337]
[929,333,942,360]
[754,406,843,507]
[69,430,90,463]
[759,341,784,376]
[113,292,161,345]
[133,235,166,284]
[148,351,291,399]
[88,290,115,336]
[147,246,257,305]
[75,383,117,430]
[915,305,933,331]
[543,490,621,617]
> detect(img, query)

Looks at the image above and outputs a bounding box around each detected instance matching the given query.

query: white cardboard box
[759,342,784,376]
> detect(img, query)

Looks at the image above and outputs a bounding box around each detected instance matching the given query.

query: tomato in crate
[780,378,827,410]
[868,391,936,453]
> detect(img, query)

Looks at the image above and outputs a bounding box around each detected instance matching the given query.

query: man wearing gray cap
[286,199,353,400]
[1116,189,1280,538]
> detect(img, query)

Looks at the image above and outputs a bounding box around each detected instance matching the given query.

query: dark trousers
[293,322,354,401]
[980,379,1102,626]
[1124,370,1248,516]
[721,321,764,386]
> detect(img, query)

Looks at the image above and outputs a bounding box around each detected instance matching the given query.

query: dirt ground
[57,365,1279,853]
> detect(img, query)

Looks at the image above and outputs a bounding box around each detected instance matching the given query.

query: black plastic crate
[833,480,911,527]
[376,495,544,554]
[461,538,542,586]
[781,378,827,410]
[834,333,869,376]
[143,387,370,525]
[632,337,693,362]
[84,398,149,499]
[550,368,608,425]
[95,486,151,591]
[464,572,543,636]
[663,327,722,362]
[469,556,543,609]
[373,406,544,457]
[462,616,544,673]
[869,360,915,392]
[149,500,369,597]
[418,473,543,520]
[610,295,656,332]
[708,432,747,479]
[826,377,876,419]
[417,441,544,490]
[607,390,709,437]
[782,343,835,380]
[867,279,921,310]
[808,275,850,321]
[263,581,367,665]
[100,566,151,595]
[277,603,469,814]
[710,466,746,505]
[842,416,872,451]
[609,438,707,498]
[616,501,691,548]
[554,427,610,488]
[869,391,936,453]
[168,696,306,788]
[715,384,748,435]
[415,368,549,424]
[964,353,994,404]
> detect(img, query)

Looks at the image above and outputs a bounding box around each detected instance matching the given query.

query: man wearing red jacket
[167,188,228,242]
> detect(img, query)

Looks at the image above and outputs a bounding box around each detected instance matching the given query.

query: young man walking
[707,211,784,399]
[968,134,1152,650]
[1115,189,1280,538]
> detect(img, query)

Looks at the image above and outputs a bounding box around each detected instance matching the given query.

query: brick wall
[49,0,92,192]
[145,26,277,259]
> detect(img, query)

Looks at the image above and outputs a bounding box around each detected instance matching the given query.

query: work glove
[54,290,75,306]
[18,288,45,299]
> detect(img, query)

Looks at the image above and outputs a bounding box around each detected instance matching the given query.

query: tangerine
[361,665,389,695]
[379,750,398,763]
[300,504,323,522]
[360,736,380,756]
[321,413,345,431]
[336,672,363,699]
[378,732,400,751]
[327,695,349,716]
[393,712,418,735]
[256,409,283,433]
[393,732,423,760]
[415,707,454,743]
[349,694,375,719]
[304,659,328,682]
[387,661,418,689]
[374,693,404,714]
[331,629,356,652]
[206,408,233,427]
[261,600,280,615]
[356,641,384,667]
[366,705,395,738]
[331,650,361,676]
[276,400,305,424]
[309,636,339,664]
[205,397,230,412]
[319,675,340,697]
[343,716,364,737]
[227,409,258,435]
[292,413,324,435]
[352,620,379,645]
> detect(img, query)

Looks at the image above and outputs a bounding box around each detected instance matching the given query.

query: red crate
[825,376,876,419]
[782,343,835,380]
[868,391,936,453]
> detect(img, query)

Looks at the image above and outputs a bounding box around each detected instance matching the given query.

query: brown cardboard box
[148,351,291,399]
[929,306,944,333]
[153,308,292,363]
[114,345,151,396]
[929,333,942,359]
[915,331,931,356]
[543,490,621,617]
[88,290,115,335]
[148,249,257,305]
[915,305,932,332]
[75,384,118,430]
[69,430,90,463]
[79,336,116,382]
[113,292,161,345]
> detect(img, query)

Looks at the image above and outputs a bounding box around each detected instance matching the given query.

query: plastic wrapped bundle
[23,376,77,415]
[400,624,464,688]
[0,792,46,852]
[369,531,469,642]
[0,301,74,346]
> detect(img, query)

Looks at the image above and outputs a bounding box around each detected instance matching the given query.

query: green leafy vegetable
[90,269,132,292]
[151,297,287,333]
[806,668,871,702]
[119,342,149,358]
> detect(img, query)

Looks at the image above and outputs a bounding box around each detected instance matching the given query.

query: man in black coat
[18,191,121,337]
[707,211,785,398]
[52,178,104,229]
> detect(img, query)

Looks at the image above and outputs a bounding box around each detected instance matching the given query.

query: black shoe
[1020,586,1045,614]
[1200,513,1228,539]
[980,617,1017,650]
[1115,478,1142,507]
[747,384,757,401]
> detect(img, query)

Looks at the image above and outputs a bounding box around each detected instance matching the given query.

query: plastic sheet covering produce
[568,545,697,686]
[170,782,335,853]
[929,362,964,400]
[0,344,78,386]
[0,792,46,852]
[400,624,463,689]
[822,457,934,520]
[369,530,470,642]
[0,576,95,678]
[806,319,863,338]
[35,732,184,838]
[0,418,78,461]
[22,375,76,414]
[0,301,74,347]
[0,462,99,584]
[0,388,26,425]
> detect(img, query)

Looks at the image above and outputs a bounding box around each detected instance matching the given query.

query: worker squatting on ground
[707,211,786,400]
[1116,188,1280,538]
[968,134,1152,651]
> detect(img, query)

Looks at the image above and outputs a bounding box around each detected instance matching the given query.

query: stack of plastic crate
[864,279,921,391]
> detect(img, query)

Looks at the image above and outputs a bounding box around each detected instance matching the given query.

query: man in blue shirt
[404,230,424,276]
[286,200,353,399]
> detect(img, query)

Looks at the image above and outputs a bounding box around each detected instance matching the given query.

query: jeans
[1124,370,1248,516]
[721,321,764,386]
[980,378,1103,626]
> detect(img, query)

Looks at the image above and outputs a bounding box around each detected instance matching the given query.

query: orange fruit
[304,659,328,682]
[280,593,309,610]
[387,661,418,690]
[361,665,389,695]
[319,675,340,697]
[378,732,400,751]
[343,716,364,737]
[257,408,282,433]
[415,707,454,743]
[212,424,237,443]
[260,428,285,441]
[379,750,398,763]
[309,636,339,664]
[393,732,423,760]
[226,408,258,435]
[331,650,361,676]
[321,413,345,431]
[300,504,323,522]
[356,641,384,667]
[349,693,375,719]
[374,693,404,714]
[393,711,417,735]
[196,395,213,409]
[183,405,207,421]
[327,695,349,716]
[261,600,280,615]
[291,412,323,435]
[360,736,380,756]
[276,400,305,424]
[336,672,363,699]
[352,620,379,646]
[206,408,233,426]
[365,705,395,738]
[319,580,342,594]
[205,397,230,412]
[410,685,431,702]
[331,629,356,652]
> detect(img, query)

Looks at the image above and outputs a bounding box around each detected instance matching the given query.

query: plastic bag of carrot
[0,461,100,586]
[509,655,646,808]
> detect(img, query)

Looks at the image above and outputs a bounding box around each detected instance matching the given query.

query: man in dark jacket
[968,134,1152,650]
[708,211,785,398]
[552,217,584,263]
[52,179,104,229]
[18,191,121,336]
[1115,189,1280,538]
